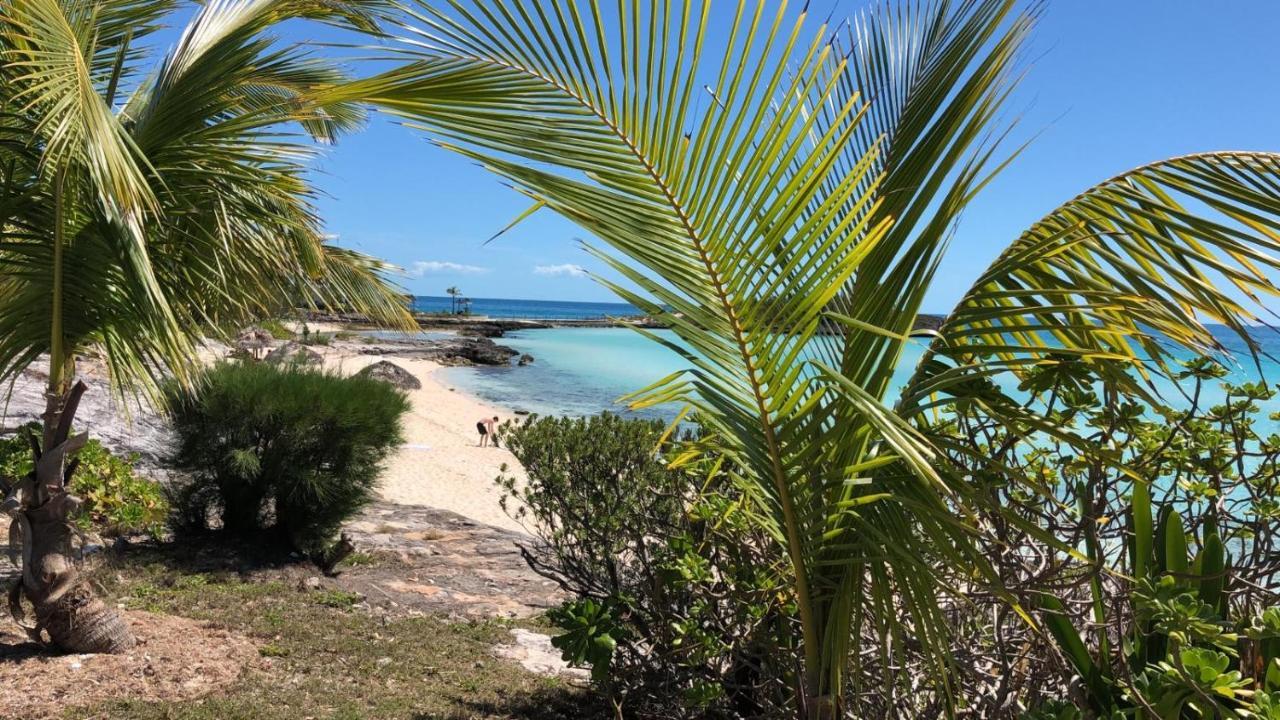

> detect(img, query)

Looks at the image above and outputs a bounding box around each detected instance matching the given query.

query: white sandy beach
[318,348,528,533]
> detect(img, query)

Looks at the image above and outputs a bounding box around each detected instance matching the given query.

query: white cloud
[533,263,588,278]
[409,260,489,276]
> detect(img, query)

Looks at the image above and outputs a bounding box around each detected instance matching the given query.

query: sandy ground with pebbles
[316,349,528,534]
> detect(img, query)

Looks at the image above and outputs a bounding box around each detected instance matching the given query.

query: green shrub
[0,423,168,537]
[498,413,790,717]
[258,318,294,340]
[300,332,331,346]
[913,358,1280,718]
[315,589,362,610]
[166,362,409,555]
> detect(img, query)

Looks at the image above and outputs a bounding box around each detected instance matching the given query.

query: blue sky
[293,1,1280,309]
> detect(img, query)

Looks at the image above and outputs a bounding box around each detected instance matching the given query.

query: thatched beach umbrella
[235,327,273,360]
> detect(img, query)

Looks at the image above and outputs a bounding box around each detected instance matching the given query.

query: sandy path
[319,349,528,533]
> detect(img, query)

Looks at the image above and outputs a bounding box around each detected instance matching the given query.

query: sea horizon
[410,294,1278,329]
[410,294,644,321]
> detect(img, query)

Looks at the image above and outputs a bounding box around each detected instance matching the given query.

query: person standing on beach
[476,416,499,447]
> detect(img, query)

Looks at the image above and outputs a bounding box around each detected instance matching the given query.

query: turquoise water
[439,328,688,420]
[439,326,1280,427]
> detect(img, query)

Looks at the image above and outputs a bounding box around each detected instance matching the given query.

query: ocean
[436,322,1280,429]
[439,327,687,420]
[411,295,641,321]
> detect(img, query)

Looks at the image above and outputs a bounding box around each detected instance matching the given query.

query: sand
[318,348,528,533]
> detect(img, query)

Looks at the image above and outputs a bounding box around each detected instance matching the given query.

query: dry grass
[10,544,606,720]
[1,611,258,719]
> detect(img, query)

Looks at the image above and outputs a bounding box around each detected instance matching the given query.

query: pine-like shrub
[166,362,408,554]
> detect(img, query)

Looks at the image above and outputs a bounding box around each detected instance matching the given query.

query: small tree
[372,1,1280,715]
[0,0,408,654]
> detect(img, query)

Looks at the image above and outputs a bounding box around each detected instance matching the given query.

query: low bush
[166,362,408,556]
[498,413,791,718]
[0,424,168,538]
[502,371,1280,718]
[894,358,1280,718]
[297,324,333,346]
[258,318,294,340]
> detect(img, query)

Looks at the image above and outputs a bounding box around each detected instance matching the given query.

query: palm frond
[363,0,1040,708]
[1,0,156,214]
[0,0,411,403]
[310,244,412,327]
[901,151,1280,420]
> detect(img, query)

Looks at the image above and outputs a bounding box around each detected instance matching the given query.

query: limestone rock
[356,337,519,367]
[457,323,506,338]
[0,357,173,480]
[494,629,589,680]
[357,361,421,390]
[517,354,535,366]
[341,502,563,619]
[264,341,323,366]
[442,337,519,366]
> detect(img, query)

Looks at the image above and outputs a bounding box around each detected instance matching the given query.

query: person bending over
[476,416,499,447]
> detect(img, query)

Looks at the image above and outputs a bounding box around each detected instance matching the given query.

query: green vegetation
[504,372,1280,717]
[73,549,598,720]
[915,360,1280,717]
[0,1,1277,718]
[300,331,333,347]
[369,2,1280,716]
[166,362,409,556]
[0,423,166,538]
[0,0,413,652]
[258,319,295,341]
[501,414,794,716]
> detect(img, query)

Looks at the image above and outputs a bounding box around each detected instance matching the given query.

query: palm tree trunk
[4,380,134,653]
[1,154,133,654]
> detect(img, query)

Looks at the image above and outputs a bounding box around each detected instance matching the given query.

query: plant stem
[49,166,67,394]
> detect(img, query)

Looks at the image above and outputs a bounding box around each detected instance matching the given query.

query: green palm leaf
[0,0,411,403]
[1,0,157,214]
[317,0,1280,714]
[902,152,1280,422]
[360,1,1043,712]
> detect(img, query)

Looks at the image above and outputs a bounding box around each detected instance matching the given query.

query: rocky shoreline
[350,335,522,367]
[310,310,949,339]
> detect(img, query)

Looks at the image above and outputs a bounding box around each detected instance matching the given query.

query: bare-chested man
[476,415,499,447]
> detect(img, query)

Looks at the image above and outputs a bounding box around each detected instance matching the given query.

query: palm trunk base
[4,380,135,653]
[28,579,135,653]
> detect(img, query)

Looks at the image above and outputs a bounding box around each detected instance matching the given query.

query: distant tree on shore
[446,286,462,314]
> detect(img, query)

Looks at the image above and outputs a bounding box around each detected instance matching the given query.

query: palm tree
[0,0,411,654]
[356,0,1280,715]
[446,285,461,313]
